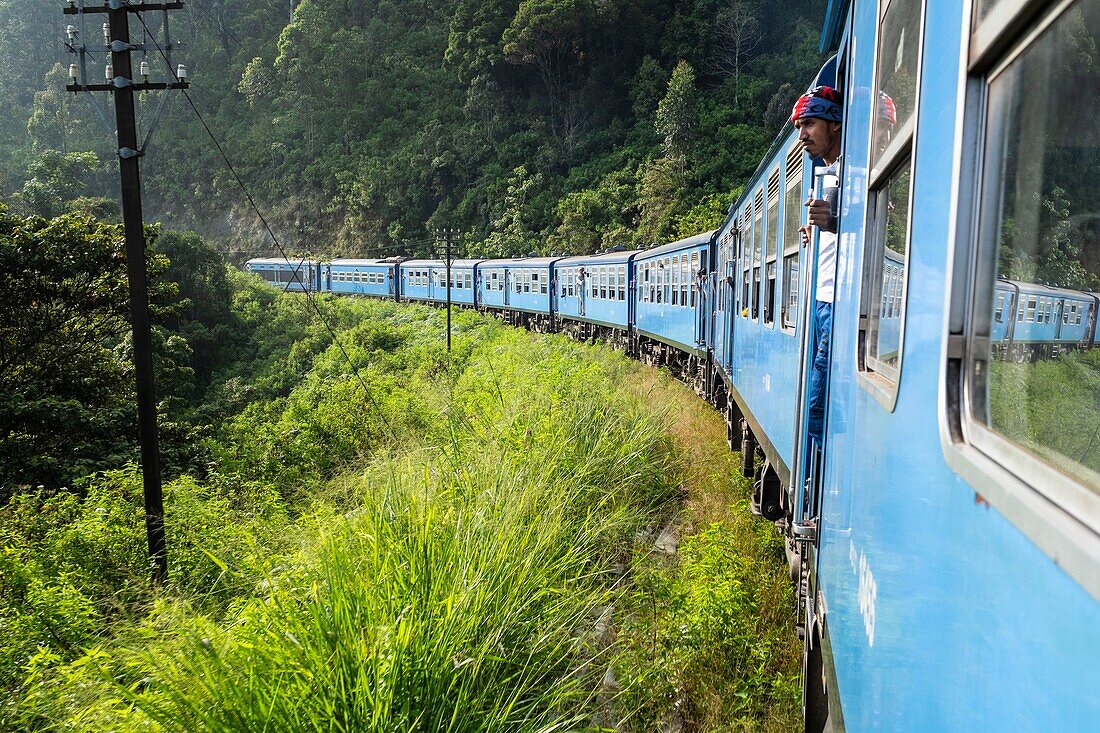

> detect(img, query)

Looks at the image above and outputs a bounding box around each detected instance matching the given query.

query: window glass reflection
[972,1,1100,491]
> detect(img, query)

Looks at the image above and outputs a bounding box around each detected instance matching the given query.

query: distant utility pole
[64,0,190,587]
[436,228,460,352]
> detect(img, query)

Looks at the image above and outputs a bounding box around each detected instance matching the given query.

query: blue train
[248,0,1100,728]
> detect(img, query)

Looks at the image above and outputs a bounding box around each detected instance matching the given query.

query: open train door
[786,50,847,733]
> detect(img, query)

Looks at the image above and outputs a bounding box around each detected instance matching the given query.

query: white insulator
[176,64,188,80]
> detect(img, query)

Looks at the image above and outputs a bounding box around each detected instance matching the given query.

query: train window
[865,160,913,382]
[671,257,680,305]
[677,258,685,306]
[678,256,685,305]
[752,189,764,320]
[765,169,780,325]
[859,0,923,401]
[963,0,1100,497]
[690,252,699,308]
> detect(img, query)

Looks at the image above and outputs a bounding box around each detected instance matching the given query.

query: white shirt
[816,230,837,303]
[815,163,841,303]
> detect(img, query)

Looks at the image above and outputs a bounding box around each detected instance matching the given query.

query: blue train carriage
[632,232,714,387]
[399,258,480,307]
[245,257,323,292]
[554,249,638,349]
[795,0,1100,731]
[328,257,404,299]
[710,125,812,521]
[992,279,1100,360]
[477,256,561,332]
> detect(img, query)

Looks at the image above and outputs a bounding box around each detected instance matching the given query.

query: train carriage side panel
[816,0,1100,730]
[634,232,714,356]
[555,251,638,331]
[714,128,810,480]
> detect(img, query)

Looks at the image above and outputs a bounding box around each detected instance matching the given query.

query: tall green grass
[11,304,682,731]
[5,295,799,732]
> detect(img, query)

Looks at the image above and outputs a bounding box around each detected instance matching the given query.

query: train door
[724,232,738,368]
[578,268,587,317]
[694,249,708,347]
[550,267,558,319]
[788,49,846,733]
[711,235,730,371]
[790,49,845,531]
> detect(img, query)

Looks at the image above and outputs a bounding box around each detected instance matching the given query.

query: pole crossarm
[64,2,185,15]
[67,81,189,92]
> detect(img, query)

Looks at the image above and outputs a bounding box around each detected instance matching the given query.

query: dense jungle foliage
[0,0,826,258]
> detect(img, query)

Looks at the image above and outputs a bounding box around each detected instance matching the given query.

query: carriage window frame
[783,135,806,337]
[943,0,1100,600]
[765,168,781,327]
[856,0,925,410]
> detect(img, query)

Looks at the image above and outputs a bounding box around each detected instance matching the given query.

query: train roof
[478,256,562,267]
[400,258,483,268]
[246,257,318,265]
[555,249,642,266]
[635,231,716,258]
[1000,278,1099,300]
[330,258,396,267]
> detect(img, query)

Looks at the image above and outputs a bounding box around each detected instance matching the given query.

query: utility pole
[64,1,189,586]
[436,228,460,352]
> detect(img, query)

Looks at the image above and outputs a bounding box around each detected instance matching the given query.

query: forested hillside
[0,0,825,258]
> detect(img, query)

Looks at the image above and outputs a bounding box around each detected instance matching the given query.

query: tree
[481,166,544,257]
[655,60,699,178]
[710,1,762,98]
[0,207,173,497]
[502,0,598,153]
[16,150,102,219]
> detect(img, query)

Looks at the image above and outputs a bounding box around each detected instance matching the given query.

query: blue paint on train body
[328,259,398,299]
[811,1,1100,731]
[633,232,712,355]
[244,257,322,292]
[477,257,560,316]
[398,259,479,306]
[554,251,638,330]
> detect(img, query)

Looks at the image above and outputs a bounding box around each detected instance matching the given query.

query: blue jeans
[807,301,832,445]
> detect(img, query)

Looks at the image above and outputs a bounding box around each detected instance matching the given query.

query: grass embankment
[1,294,799,731]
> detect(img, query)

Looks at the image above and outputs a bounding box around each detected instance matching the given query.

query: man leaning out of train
[794,85,843,446]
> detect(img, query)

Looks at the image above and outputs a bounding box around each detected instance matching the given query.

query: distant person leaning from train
[792,85,843,445]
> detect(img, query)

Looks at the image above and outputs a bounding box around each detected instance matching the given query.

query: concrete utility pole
[64,0,189,586]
